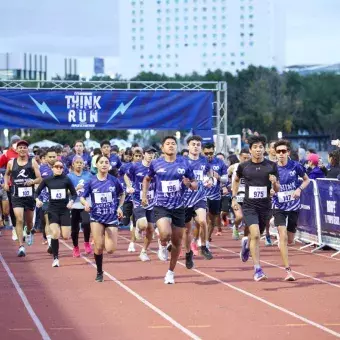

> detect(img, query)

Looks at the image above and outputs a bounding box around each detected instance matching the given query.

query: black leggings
[7,191,16,227]
[71,209,91,247]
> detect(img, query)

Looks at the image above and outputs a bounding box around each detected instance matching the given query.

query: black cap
[143,146,156,153]
[16,140,29,147]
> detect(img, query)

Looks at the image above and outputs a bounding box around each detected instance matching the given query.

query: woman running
[68,156,93,257]
[35,160,77,267]
[80,155,125,282]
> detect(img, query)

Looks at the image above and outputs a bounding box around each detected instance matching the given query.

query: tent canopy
[29,139,62,149]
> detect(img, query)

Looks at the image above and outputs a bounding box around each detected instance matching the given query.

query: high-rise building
[118,0,285,78]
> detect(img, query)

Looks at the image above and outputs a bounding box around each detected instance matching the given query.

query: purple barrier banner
[317,179,340,240]
[297,180,318,236]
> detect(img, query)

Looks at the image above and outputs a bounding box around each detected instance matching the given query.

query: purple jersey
[183,156,211,208]
[39,164,53,202]
[205,157,228,200]
[81,174,123,225]
[127,161,156,210]
[272,160,306,211]
[109,154,122,170]
[147,158,194,209]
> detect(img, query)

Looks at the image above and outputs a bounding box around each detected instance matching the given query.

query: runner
[125,146,156,261]
[202,143,228,244]
[4,140,41,257]
[68,156,93,257]
[100,140,122,176]
[232,135,279,281]
[142,136,197,284]
[183,136,213,269]
[35,160,77,267]
[67,140,92,170]
[80,155,125,282]
[272,139,310,281]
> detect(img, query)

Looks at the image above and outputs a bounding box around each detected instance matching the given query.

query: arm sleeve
[34,179,46,198]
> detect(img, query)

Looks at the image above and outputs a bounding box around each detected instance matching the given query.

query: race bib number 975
[249,186,267,199]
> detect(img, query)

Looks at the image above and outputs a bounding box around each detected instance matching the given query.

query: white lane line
[60,241,201,340]
[119,236,340,339]
[211,244,340,289]
[0,253,51,340]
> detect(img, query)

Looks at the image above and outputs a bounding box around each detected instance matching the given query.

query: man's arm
[3,160,13,191]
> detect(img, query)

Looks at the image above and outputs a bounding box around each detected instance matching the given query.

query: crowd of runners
[0,133,339,284]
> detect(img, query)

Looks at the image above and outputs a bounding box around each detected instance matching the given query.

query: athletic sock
[94,253,103,274]
[47,235,52,247]
[254,264,261,270]
[51,238,59,259]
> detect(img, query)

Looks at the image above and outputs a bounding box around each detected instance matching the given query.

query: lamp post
[3,129,9,148]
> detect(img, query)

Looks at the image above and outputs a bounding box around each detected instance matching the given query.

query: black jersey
[12,158,36,197]
[35,175,77,211]
[236,159,279,209]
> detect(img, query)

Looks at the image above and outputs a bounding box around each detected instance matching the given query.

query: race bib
[249,186,267,199]
[50,189,66,200]
[94,192,113,204]
[18,187,33,197]
[140,191,155,200]
[161,180,180,193]
[278,190,294,203]
[193,170,204,181]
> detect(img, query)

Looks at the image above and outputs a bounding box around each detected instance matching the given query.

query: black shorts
[153,206,185,228]
[274,210,299,233]
[221,196,231,213]
[133,206,155,224]
[11,196,35,211]
[185,200,207,223]
[242,205,270,234]
[122,201,136,226]
[48,210,71,226]
[207,199,221,215]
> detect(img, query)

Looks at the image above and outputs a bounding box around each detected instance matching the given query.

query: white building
[118,0,285,78]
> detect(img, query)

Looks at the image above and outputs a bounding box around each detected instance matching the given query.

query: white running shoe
[135,226,142,240]
[157,240,168,261]
[164,270,175,284]
[26,233,34,246]
[52,259,60,267]
[127,242,136,252]
[12,228,18,241]
[139,250,150,262]
[17,246,26,257]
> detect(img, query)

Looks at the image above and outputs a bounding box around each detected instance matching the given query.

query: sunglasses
[276,149,288,154]
[204,152,214,156]
[54,165,64,169]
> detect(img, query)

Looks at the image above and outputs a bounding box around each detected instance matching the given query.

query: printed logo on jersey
[212,166,220,171]
[156,168,166,173]
[289,170,296,177]
[177,168,185,175]
[136,172,144,177]
[17,169,28,178]
[109,186,116,192]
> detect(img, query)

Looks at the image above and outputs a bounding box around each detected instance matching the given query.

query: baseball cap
[16,140,29,147]
[143,146,156,153]
[308,153,319,166]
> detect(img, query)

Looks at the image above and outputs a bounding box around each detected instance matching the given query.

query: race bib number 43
[18,187,33,197]
[50,189,66,200]
[249,186,267,199]
[161,180,180,193]
[94,192,113,204]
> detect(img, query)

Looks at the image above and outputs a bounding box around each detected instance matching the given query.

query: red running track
[1,228,340,340]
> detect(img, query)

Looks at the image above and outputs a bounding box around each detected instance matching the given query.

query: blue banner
[297,180,318,236]
[317,179,340,239]
[192,129,214,143]
[0,90,213,130]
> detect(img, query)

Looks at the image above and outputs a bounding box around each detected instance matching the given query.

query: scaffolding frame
[0,80,228,152]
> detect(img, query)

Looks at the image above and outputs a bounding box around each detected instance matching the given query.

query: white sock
[254,264,261,270]
[47,235,52,246]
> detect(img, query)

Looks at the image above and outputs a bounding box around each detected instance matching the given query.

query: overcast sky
[0,0,339,69]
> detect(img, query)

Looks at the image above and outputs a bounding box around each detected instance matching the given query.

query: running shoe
[52,258,60,267]
[127,242,136,252]
[191,240,199,256]
[96,272,104,282]
[240,236,250,262]
[265,235,273,246]
[73,246,81,258]
[164,270,175,284]
[201,246,213,260]
[185,250,194,269]
[284,268,296,281]
[254,268,267,282]
[232,226,240,240]
[12,228,18,241]
[17,246,26,257]
[135,226,142,240]
[26,233,34,246]
[84,242,92,255]
[157,240,168,261]
[139,250,150,262]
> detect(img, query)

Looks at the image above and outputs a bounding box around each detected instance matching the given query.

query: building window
[140,64,144,68]
[250,41,254,46]
[140,55,144,59]
[157,63,161,68]
[157,55,161,59]
[231,62,235,66]
[149,64,154,68]
[241,61,245,66]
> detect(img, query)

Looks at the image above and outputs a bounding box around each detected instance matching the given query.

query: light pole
[3,129,9,148]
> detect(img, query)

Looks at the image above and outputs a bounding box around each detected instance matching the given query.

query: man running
[67,140,92,170]
[272,139,310,281]
[100,140,122,176]
[125,146,156,261]
[183,135,213,269]
[232,135,279,281]
[142,136,197,284]
[4,140,41,257]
